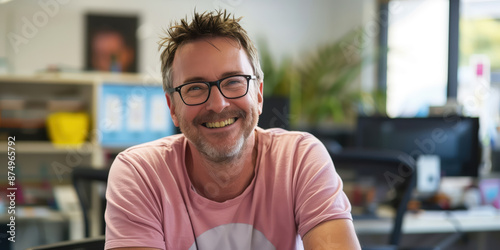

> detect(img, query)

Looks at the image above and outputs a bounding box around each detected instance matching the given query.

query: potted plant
[257,40,297,130]
[296,28,366,128]
[258,29,386,132]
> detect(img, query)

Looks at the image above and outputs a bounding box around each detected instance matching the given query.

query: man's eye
[227,80,241,85]
[188,86,201,91]
[223,77,245,86]
[186,84,206,92]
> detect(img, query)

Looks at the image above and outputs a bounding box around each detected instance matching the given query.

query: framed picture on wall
[85,13,139,73]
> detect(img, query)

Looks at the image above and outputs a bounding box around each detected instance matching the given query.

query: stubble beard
[178,106,259,163]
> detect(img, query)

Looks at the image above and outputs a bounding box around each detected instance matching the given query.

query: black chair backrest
[332,148,416,247]
[25,235,105,250]
[71,167,109,238]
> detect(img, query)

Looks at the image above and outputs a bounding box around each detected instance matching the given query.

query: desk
[353,210,500,234]
[353,209,500,249]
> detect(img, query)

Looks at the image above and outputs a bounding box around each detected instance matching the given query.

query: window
[386,0,450,117]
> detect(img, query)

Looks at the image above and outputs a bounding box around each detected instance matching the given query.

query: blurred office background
[1,0,500,249]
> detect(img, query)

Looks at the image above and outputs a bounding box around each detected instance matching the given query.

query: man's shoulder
[120,133,185,157]
[109,134,187,185]
[257,127,318,146]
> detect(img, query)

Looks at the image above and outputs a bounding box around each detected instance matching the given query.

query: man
[105,10,360,250]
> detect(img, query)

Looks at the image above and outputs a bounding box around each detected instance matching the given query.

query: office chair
[331,148,416,250]
[25,235,105,250]
[71,166,109,238]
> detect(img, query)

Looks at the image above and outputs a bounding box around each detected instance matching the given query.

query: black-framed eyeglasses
[167,75,256,106]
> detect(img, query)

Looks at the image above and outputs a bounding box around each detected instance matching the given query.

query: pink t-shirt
[105,128,352,250]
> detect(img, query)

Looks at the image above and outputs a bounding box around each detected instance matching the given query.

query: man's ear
[257,80,264,115]
[166,93,179,127]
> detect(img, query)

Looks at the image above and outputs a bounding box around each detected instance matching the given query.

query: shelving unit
[0,72,170,239]
[0,72,167,164]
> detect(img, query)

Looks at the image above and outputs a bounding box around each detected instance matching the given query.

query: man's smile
[203,118,238,128]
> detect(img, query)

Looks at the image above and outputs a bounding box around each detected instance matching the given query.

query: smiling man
[105,10,360,250]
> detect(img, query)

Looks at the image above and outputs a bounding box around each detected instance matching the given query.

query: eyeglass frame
[166,74,257,106]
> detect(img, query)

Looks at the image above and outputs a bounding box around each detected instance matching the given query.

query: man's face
[166,37,263,162]
[91,31,134,72]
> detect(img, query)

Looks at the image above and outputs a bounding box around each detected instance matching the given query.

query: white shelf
[0,141,95,154]
[0,206,67,222]
[0,72,162,86]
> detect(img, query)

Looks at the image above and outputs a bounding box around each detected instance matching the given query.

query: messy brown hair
[158,10,263,94]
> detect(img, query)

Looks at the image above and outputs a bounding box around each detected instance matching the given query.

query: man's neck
[186,130,258,202]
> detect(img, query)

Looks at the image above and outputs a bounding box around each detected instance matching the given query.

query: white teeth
[205,118,236,128]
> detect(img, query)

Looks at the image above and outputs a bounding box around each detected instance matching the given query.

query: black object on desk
[355,116,481,178]
[332,148,416,249]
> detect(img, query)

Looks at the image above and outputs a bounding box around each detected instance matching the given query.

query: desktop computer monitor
[355,116,481,177]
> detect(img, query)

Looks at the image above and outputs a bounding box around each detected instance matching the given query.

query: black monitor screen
[355,116,481,177]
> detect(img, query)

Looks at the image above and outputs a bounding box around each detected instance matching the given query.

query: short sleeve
[293,134,352,238]
[105,153,166,250]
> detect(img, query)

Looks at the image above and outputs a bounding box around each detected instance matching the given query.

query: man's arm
[303,219,361,250]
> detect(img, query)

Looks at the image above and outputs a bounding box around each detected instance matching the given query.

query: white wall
[0,0,375,76]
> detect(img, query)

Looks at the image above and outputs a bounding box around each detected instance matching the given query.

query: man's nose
[205,86,229,113]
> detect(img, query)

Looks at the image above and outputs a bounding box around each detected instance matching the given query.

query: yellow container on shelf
[47,112,89,145]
